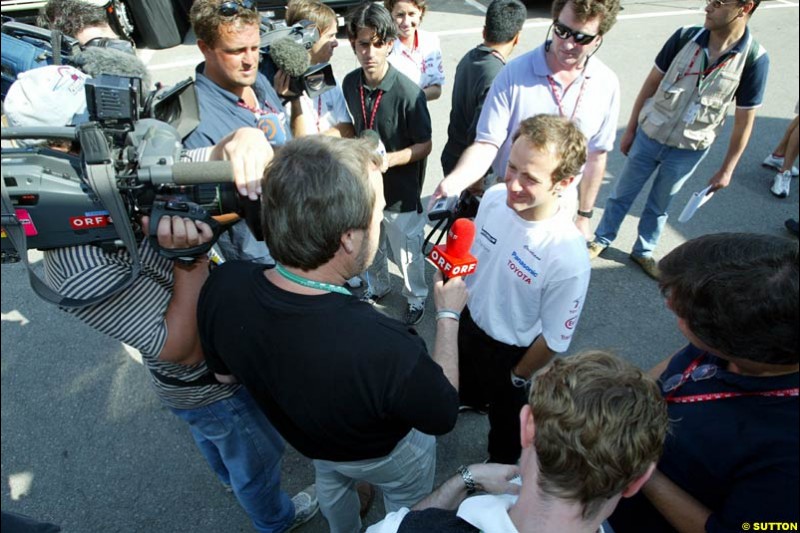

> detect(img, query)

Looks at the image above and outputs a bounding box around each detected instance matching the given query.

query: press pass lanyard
[359,84,384,130]
[546,75,587,122]
[674,47,734,95]
[274,264,351,296]
[665,355,800,404]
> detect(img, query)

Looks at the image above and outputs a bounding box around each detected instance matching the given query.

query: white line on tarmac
[146,2,798,71]
[463,0,488,14]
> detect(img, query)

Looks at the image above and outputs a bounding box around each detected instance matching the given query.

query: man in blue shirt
[184,0,307,263]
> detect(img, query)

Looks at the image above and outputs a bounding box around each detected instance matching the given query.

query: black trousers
[458,307,530,465]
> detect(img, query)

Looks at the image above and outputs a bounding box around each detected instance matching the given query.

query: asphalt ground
[2,0,798,531]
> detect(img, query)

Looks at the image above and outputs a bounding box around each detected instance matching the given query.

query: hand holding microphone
[427,218,478,279]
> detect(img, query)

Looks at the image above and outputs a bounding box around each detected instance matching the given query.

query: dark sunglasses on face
[551,21,597,45]
[218,0,257,17]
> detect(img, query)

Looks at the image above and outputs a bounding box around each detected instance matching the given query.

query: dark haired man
[587,0,769,279]
[441,0,526,179]
[458,114,591,465]
[198,136,466,533]
[432,0,621,241]
[38,0,119,45]
[610,232,799,532]
[367,350,669,533]
[342,1,433,325]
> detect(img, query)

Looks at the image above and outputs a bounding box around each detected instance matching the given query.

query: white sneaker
[770,171,792,198]
[763,153,799,177]
[345,276,363,288]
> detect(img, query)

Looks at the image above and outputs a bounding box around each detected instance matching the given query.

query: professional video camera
[1,74,258,304]
[259,16,335,99]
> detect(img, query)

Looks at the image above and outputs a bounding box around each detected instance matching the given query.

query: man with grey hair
[198,135,467,533]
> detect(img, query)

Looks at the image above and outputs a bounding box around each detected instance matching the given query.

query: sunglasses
[661,363,718,393]
[218,0,257,16]
[552,21,597,44]
[551,21,597,45]
[705,0,740,7]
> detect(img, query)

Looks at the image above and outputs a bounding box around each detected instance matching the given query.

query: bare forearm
[432,318,460,390]
[720,109,756,175]
[387,140,432,168]
[159,258,209,365]
[413,475,466,511]
[643,469,711,533]
[513,335,555,379]
[446,142,499,191]
[423,85,442,101]
[578,151,607,212]
[289,99,312,138]
[323,123,355,138]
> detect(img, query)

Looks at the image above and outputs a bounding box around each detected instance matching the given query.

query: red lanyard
[488,49,506,65]
[237,95,279,116]
[665,354,799,404]
[316,96,323,132]
[675,46,734,90]
[400,32,427,74]
[546,75,587,122]
[359,85,384,130]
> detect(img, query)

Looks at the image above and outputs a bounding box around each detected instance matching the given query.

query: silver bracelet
[436,309,461,322]
[457,465,476,495]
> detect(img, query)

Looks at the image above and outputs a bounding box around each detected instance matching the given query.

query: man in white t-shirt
[285,0,355,138]
[459,114,591,464]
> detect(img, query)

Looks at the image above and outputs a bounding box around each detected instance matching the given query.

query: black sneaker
[404,303,425,325]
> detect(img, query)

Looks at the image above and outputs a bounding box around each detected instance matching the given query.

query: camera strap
[0,162,143,308]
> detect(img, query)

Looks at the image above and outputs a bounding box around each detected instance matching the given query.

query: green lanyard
[274,264,351,296]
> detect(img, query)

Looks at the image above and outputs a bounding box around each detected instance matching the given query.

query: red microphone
[427,218,478,279]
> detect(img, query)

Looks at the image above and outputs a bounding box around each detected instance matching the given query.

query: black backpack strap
[51,28,62,65]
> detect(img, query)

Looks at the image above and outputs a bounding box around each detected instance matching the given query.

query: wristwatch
[577,209,594,219]
[457,465,476,495]
[510,370,531,388]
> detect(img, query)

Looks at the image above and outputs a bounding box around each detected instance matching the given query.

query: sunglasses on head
[705,0,739,7]
[218,0,257,17]
[551,21,597,45]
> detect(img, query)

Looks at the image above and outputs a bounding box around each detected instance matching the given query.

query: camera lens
[306,73,325,92]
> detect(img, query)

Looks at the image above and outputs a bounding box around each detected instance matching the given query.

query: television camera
[1,74,259,306]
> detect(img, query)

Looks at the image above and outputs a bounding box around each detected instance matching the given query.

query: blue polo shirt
[654,26,769,109]
[183,63,290,149]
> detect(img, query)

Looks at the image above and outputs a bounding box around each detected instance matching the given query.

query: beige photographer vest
[639,28,754,151]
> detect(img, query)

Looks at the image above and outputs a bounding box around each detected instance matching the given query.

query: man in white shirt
[367,350,669,533]
[458,114,591,465]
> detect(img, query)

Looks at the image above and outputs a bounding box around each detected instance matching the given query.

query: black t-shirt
[197,261,458,462]
[609,343,800,532]
[441,44,506,176]
[343,65,432,213]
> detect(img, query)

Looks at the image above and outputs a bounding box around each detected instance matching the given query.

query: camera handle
[148,200,222,261]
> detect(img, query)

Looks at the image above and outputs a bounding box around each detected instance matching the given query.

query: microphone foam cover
[268,37,310,78]
[447,218,476,259]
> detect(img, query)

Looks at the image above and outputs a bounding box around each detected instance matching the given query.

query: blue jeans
[595,129,708,257]
[170,388,294,533]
